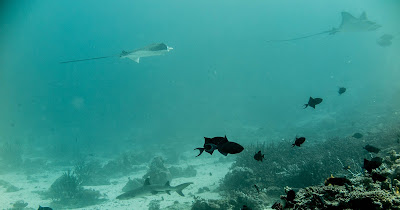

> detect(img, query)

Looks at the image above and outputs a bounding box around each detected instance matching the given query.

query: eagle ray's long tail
[266,30,334,43]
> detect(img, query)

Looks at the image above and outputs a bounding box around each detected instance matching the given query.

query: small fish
[292,137,306,147]
[338,87,346,95]
[377,34,394,47]
[364,157,382,173]
[304,97,323,109]
[241,205,252,210]
[38,206,53,210]
[363,144,380,153]
[371,172,387,182]
[343,166,351,170]
[324,175,351,186]
[194,135,244,157]
[286,190,296,202]
[254,184,260,193]
[352,133,363,139]
[254,151,265,162]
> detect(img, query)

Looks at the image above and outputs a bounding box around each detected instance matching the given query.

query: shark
[116,178,193,200]
[60,43,173,64]
[266,11,381,42]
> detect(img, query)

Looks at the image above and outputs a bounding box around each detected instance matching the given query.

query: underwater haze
[1,0,400,209]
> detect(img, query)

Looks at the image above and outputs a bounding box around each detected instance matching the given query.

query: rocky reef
[280,149,400,209]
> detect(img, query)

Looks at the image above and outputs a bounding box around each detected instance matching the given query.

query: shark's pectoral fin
[166,190,171,195]
[132,57,140,63]
[176,190,185,196]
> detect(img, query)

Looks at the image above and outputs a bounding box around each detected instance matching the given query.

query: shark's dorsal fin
[359,12,367,20]
[144,178,151,186]
[165,181,170,186]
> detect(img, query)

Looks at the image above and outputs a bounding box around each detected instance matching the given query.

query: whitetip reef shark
[60,43,173,64]
[116,178,193,200]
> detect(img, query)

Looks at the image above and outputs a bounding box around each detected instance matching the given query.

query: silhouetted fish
[338,87,346,95]
[364,157,382,173]
[377,34,394,47]
[286,190,296,202]
[371,172,386,182]
[304,97,323,109]
[241,205,252,210]
[195,135,244,157]
[292,137,306,147]
[254,184,260,193]
[38,206,53,210]
[254,151,265,162]
[352,133,363,139]
[364,144,380,153]
[324,176,351,186]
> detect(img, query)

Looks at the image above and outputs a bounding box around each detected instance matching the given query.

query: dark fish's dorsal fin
[144,178,151,186]
[165,181,170,186]
[224,135,227,139]
[204,137,211,143]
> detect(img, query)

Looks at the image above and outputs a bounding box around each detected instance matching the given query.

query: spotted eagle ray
[266,12,381,42]
[60,43,173,64]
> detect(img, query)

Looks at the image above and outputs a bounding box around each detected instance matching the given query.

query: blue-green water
[0,0,399,209]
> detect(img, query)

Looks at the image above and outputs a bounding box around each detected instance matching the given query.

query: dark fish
[254,184,260,193]
[324,176,351,186]
[364,157,382,173]
[377,34,394,47]
[352,133,363,139]
[38,206,53,210]
[286,190,296,202]
[254,151,265,162]
[271,202,283,210]
[241,205,252,210]
[338,87,346,95]
[304,97,323,109]
[292,137,306,147]
[343,166,351,170]
[363,144,380,153]
[371,172,387,182]
[195,135,244,157]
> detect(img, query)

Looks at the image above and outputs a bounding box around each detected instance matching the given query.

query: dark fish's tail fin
[175,182,193,196]
[303,104,308,109]
[194,148,205,157]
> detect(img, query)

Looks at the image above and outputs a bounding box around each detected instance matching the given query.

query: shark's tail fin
[174,182,193,196]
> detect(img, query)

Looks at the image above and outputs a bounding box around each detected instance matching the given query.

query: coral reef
[0,179,20,192]
[192,125,400,210]
[169,165,197,178]
[143,156,172,185]
[44,171,105,208]
[282,149,400,209]
[74,160,110,186]
[12,200,28,209]
[148,199,161,210]
[101,151,149,178]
